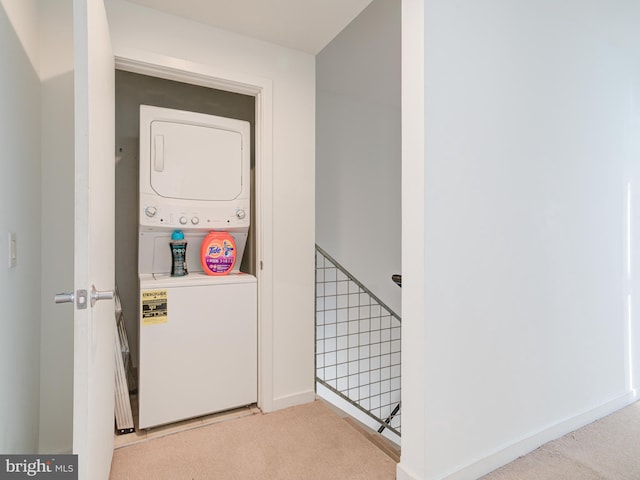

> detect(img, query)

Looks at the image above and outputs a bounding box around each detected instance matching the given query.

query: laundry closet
[115,70,257,428]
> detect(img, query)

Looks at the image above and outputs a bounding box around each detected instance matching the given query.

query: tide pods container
[201,231,237,275]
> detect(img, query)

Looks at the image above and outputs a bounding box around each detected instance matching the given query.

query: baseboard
[442,390,638,480]
[270,390,316,412]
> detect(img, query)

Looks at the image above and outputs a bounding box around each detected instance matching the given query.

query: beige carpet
[482,400,640,480]
[110,400,396,480]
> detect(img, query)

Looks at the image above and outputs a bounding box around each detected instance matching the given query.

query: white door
[71,0,115,478]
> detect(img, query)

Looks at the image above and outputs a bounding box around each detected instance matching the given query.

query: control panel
[140,194,250,230]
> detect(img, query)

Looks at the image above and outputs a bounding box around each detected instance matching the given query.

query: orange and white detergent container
[200,231,237,275]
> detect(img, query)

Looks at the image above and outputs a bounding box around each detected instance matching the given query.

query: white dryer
[139,105,251,234]
[137,105,257,429]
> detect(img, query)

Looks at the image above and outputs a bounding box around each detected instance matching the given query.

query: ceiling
[123,0,374,55]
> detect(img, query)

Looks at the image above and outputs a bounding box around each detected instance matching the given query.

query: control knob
[191,217,200,225]
[179,216,188,225]
[236,209,246,220]
[144,206,157,217]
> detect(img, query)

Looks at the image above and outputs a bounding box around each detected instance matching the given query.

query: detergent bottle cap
[171,230,185,240]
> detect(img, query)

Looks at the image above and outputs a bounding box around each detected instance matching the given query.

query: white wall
[38,0,74,454]
[316,0,401,315]
[398,1,425,478]
[105,0,316,410]
[0,0,42,454]
[400,1,640,479]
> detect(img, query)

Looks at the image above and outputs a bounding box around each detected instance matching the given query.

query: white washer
[138,272,257,429]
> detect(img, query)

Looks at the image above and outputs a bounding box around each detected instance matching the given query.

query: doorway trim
[115,49,275,412]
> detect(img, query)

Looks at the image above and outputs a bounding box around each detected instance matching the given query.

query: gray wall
[0,0,42,454]
[115,70,255,366]
[316,0,401,314]
[38,0,74,454]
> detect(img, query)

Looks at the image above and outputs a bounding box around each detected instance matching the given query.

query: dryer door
[150,120,243,201]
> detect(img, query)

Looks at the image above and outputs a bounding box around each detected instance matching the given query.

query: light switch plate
[8,232,16,269]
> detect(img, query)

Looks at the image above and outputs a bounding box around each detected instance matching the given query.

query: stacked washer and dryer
[137,105,257,430]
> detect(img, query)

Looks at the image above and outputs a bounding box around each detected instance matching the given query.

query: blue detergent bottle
[170,230,188,276]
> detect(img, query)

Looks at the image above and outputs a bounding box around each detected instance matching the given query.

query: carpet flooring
[112,398,640,479]
[481,400,640,480]
[110,400,397,480]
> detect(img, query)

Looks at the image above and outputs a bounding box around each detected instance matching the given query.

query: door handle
[54,292,75,304]
[55,287,112,309]
[154,135,164,172]
[90,285,114,307]
[54,289,88,309]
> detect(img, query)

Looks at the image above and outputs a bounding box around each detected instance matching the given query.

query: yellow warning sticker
[141,289,168,325]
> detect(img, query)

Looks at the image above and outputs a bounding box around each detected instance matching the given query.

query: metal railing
[315,245,401,436]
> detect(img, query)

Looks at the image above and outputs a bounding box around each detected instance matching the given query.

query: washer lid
[140,272,256,288]
[150,120,244,202]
